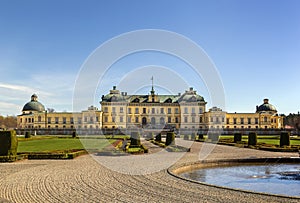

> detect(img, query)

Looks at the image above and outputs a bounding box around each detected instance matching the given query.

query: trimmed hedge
[191,133,196,141]
[234,133,242,143]
[280,132,290,147]
[166,132,175,146]
[197,134,204,140]
[248,132,257,146]
[208,133,219,143]
[130,132,141,146]
[25,131,31,138]
[183,134,189,140]
[155,133,162,142]
[0,130,18,160]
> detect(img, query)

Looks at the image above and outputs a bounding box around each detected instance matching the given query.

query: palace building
[17,87,284,132]
[17,94,102,130]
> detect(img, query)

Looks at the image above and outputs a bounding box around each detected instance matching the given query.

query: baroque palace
[17,86,284,131]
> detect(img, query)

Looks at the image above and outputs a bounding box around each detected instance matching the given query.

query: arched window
[160,117,165,124]
[151,117,156,124]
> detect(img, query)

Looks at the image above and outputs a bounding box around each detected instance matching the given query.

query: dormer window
[133,98,140,103]
[165,98,172,103]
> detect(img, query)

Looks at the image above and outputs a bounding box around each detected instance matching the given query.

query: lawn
[17,136,117,152]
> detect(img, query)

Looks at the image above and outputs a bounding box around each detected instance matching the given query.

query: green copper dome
[22,94,45,112]
[256,99,277,112]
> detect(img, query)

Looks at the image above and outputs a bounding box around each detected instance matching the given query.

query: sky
[0,0,299,115]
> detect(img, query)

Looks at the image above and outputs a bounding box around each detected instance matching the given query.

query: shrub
[234,133,242,143]
[130,132,141,146]
[183,134,189,140]
[25,131,31,139]
[248,132,257,146]
[208,133,219,143]
[155,133,162,142]
[0,130,18,162]
[72,131,77,138]
[191,133,196,141]
[197,134,204,140]
[166,132,175,146]
[280,132,290,147]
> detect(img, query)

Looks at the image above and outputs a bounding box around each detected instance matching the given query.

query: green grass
[17,136,117,153]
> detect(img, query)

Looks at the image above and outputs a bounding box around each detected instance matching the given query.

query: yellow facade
[101,86,206,130]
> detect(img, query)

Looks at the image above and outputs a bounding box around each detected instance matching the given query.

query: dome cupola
[22,94,45,112]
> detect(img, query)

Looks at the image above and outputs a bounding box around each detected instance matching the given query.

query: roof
[22,94,45,112]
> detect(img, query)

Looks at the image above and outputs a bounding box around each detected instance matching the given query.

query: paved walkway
[0,139,299,203]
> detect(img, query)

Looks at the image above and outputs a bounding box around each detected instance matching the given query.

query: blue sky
[0,0,299,115]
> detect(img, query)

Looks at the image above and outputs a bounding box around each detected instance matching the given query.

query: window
[216,117,219,123]
[160,108,164,114]
[84,117,87,122]
[127,117,131,123]
[184,107,188,114]
[200,117,203,123]
[48,117,51,124]
[192,117,195,123]
[143,108,146,114]
[168,117,171,123]
[264,117,267,122]
[120,107,123,113]
[167,108,171,114]
[104,117,108,122]
[199,108,203,114]
[90,117,93,122]
[112,107,116,113]
[160,117,165,124]
[112,117,115,122]
[175,117,179,123]
[63,117,66,124]
[135,116,139,123]
[184,117,188,123]
[70,117,74,124]
[104,107,108,113]
[191,107,195,114]
[96,117,99,122]
[233,118,237,124]
[128,108,132,114]
[38,116,42,122]
[210,117,213,122]
[255,118,259,124]
[152,108,155,114]
[175,108,179,114]
[55,117,59,124]
[222,117,224,122]
[135,108,139,114]
[240,118,244,124]
[248,118,251,124]
[226,118,230,124]
[78,118,82,124]
[120,116,123,122]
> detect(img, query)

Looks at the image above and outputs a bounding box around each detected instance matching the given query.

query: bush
[166,132,175,146]
[0,130,18,162]
[234,133,242,143]
[155,133,162,142]
[280,132,290,147]
[191,133,196,141]
[183,134,189,140]
[248,132,257,146]
[25,131,31,139]
[197,133,204,140]
[130,132,141,146]
[72,131,77,138]
[208,133,219,143]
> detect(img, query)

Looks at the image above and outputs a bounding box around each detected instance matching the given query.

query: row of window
[103,116,204,124]
[207,117,277,125]
[21,117,100,124]
[103,107,204,114]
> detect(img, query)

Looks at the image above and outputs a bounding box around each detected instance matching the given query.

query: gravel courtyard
[0,139,299,203]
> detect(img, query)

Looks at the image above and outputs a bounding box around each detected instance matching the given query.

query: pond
[180,164,300,197]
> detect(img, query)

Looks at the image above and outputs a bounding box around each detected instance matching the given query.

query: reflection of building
[100,86,206,130]
[17,89,284,131]
[17,94,102,130]
[205,99,283,129]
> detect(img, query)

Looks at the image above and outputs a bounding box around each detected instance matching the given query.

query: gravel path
[0,139,299,203]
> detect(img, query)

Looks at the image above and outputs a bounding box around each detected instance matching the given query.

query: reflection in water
[180,164,300,197]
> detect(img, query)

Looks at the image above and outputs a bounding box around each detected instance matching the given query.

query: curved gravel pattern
[0,139,299,203]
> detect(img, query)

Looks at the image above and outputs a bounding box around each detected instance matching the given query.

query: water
[181,164,300,197]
